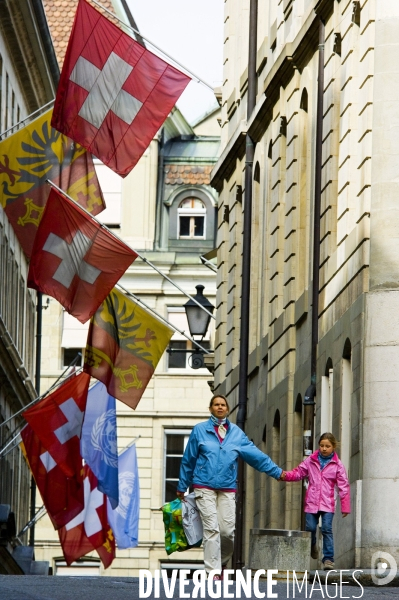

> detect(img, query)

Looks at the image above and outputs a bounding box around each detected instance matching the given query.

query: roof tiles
[164,165,212,186]
[43,0,123,68]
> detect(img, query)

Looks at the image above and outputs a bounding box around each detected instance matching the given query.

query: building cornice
[0,0,58,112]
[210,121,246,193]
[211,0,334,192]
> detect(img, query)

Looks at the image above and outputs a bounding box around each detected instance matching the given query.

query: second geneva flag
[51,0,190,177]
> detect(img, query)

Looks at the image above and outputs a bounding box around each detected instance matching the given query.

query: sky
[127,0,224,125]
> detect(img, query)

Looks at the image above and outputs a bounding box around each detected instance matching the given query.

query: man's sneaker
[311,544,319,559]
[323,560,335,570]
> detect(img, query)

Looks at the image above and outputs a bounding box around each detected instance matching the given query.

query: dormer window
[178,198,206,239]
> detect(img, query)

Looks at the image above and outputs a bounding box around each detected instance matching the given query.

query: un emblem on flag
[116,471,136,519]
[91,409,118,468]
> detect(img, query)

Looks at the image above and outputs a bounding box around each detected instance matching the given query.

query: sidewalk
[1,574,399,600]
[310,568,399,587]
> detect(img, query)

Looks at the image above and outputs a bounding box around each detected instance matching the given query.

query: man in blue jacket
[177,395,282,579]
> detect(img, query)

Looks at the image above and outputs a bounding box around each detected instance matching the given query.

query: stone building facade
[0,0,58,571]
[211,0,397,568]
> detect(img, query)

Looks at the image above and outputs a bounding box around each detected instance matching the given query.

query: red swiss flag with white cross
[58,465,115,568]
[23,373,90,479]
[51,0,190,177]
[27,187,137,323]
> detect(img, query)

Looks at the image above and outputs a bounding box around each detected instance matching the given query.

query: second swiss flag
[27,187,137,323]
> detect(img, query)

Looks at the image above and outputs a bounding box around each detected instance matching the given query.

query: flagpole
[30,290,43,547]
[0,359,83,431]
[116,284,211,355]
[118,435,141,455]
[0,100,54,139]
[46,180,216,322]
[0,428,25,458]
[17,506,47,539]
[90,0,214,92]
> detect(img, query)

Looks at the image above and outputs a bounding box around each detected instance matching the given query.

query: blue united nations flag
[107,444,139,549]
[81,381,118,508]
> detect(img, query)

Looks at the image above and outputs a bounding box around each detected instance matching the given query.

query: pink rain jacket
[284,451,351,514]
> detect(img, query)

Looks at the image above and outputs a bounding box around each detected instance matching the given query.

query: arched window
[270,409,281,528]
[177,198,206,239]
[341,339,352,473]
[321,358,333,434]
[300,88,308,112]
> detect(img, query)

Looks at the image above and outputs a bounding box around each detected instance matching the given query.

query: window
[94,160,122,227]
[160,562,204,578]
[178,198,206,239]
[61,311,88,368]
[63,348,82,368]
[55,557,101,576]
[168,340,187,369]
[164,430,191,503]
[168,340,210,370]
[5,73,9,132]
[11,91,15,127]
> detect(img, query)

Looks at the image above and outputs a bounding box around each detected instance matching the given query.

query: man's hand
[176,491,186,501]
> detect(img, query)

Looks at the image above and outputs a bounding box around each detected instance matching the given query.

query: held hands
[279,471,287,481]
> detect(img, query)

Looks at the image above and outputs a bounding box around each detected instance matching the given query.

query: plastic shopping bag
[161,498,188,555]
[182,492,203,546]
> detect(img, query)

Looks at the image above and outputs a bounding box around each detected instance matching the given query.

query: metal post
[303,18,325,461]
[29,291,42,547]
[233,0,258,572]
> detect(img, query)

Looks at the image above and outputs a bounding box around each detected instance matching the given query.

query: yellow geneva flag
[0,108,105,257]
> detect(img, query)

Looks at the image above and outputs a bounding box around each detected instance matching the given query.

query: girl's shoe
[323,560,335,570]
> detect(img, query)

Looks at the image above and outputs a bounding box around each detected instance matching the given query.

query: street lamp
[184,285,214,369]
[184,285,214,337]
[167,285,214,369]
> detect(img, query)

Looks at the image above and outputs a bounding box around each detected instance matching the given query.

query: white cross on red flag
[20,424,85,530]
[27,187,137,323]
[58,465,115,568]
[51,0,191,177]
[23,373,90,479]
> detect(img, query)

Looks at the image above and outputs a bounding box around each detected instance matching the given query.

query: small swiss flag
[20,424,85,529]
[27,187,137,323]
[58,465,115,568]
[23,373,90,479]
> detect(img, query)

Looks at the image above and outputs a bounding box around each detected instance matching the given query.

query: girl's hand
[176,491,186,502]
[342,512,349,518]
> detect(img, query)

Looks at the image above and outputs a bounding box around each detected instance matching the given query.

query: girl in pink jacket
[281,432,350,570]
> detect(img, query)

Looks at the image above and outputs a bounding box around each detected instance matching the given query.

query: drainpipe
[154,129,165,250]
[29,291,42,547]
[233,0,258,572]
[303,18,325,467]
